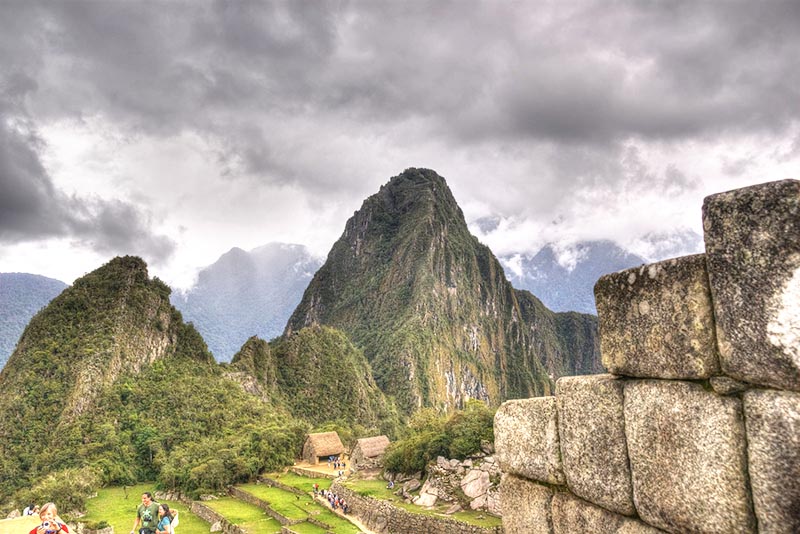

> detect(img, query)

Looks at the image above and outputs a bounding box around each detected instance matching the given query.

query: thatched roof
[354,435,390,458]
[305,431,345,456]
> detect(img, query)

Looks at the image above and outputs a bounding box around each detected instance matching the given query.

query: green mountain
[286,168,602,413]
[0,273,68,369]
[0,256,307,505]
[230,326,400,434]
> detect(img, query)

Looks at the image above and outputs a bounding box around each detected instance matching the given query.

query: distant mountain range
[500,241,647,314]
[171,243,322,361]
[0,273,67,368]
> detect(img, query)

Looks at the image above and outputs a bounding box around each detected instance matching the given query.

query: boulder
[556,374,635,516]
[743,389,800,533]
[594,254,720,379]
[703,179,800,391]
[445,503,462,514]
[624,380,756,533]
[494,397,565,484]
[551,492,666,534]
[499,474,554,534]
[6,510,20,519]
[403,478,421,492]
[209,521,222,532]
[461,468,490,499]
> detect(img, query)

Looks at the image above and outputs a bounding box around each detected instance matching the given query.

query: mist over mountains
[0,273,67,368]
[500,241,647,314]
[170,243,322,361]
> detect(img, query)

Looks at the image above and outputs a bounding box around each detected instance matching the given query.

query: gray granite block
[623,380,756,533]
[551,492,666,534]
[499,474,554,534]
[594,254,720,379]
[555,374,634,516]
[495,397,565,485]
[703,179,800,391]
[743,389,800,534]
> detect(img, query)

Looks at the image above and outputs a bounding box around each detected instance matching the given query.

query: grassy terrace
[343,479,502,529]
[237,483,361,534]
[202,497,283,534]
[82,484,209,534]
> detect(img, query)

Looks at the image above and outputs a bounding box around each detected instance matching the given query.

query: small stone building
[302,431,345,464]
[350,435,391,470]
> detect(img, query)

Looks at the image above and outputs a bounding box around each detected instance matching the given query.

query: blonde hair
[39,502,58,517]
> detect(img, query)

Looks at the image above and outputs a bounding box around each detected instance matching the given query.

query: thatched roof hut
[350,435,391,470]
[302,431,345,464]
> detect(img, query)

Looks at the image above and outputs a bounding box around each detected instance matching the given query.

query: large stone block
[551,492,665,534]
[623,380,756,533]
[495,397,565,484]
[499,474,554,534]
[743,389,800,533]
[703,179,800,391]
[594,254,720,379]
[555,374,634,516]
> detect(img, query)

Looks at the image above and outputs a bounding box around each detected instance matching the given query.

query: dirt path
[313,494,377,534]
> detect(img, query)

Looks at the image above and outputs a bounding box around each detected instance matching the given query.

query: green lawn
[0,515,40,534]
[237,485,309,521]
[262,472,332,493]
[287,522,329,534]
[201,497,282,534]
[82,484,210,534]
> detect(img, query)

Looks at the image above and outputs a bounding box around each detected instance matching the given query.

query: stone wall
[495,179,800,534]
[330,482,502,534]
[190,502,245,534]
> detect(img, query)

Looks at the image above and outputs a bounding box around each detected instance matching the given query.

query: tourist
[130,492,160,534]
[155,503,174,534]
[29,502,68,534]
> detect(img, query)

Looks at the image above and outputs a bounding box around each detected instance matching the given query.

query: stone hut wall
[330,482,502,534]
[495,179,800,534]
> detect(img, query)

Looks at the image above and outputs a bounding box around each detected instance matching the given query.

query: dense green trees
[383,400,495,474]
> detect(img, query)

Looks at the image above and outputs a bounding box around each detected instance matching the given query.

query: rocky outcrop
[411,455,501,514]
[495,179,800,534]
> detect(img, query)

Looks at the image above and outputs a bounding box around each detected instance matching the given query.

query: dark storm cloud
[3,0,799,196]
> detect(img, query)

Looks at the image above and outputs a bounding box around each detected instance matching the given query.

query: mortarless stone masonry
[495,179,799,534]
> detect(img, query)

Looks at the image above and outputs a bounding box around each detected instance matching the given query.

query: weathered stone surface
[495,397,565,484]
[551,492,666,534]
[709,375,751,395]
[462,469,490,499]
[623,380,756,533]
[499,474,553,534]
[594,254,720,379]
[556,374,634,516]
[703,179,800,391]
[743,389,800,533]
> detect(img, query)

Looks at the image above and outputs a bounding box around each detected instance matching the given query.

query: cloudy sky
[1,1,798,290]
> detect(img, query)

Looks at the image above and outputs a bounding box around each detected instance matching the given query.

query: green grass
[81,484,210,534]
[263,472,332,492]
[311,508,362,534]
[202,497,282,533]
[0,515,40,534]
[238,486,309,521]
[289,522,329,534]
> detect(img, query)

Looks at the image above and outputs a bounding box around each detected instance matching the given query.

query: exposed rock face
[286,168,601,412]
[623,380,756,533]
[499,474,554,534]
[551,492,666,534]
[743,389,800,533]
[494,397,565,484]
[595,254,720,379]
[413,455,501,514]
[703,179,800,391]
[556,374,634,516]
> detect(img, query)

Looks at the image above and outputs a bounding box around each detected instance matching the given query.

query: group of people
[326,456,347,477]
[26,503,68,534]
[131,492,178,534]
[314,487,350,514]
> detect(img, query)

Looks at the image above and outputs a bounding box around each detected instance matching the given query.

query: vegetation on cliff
[287,168,601,413]
[0,257,306,507]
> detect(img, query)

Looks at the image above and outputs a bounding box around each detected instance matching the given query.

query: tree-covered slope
[0,273,67,369]
[286,168,601,413]
[172,243,321,361]
[231,326,400,435]
[0,256,306,507]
